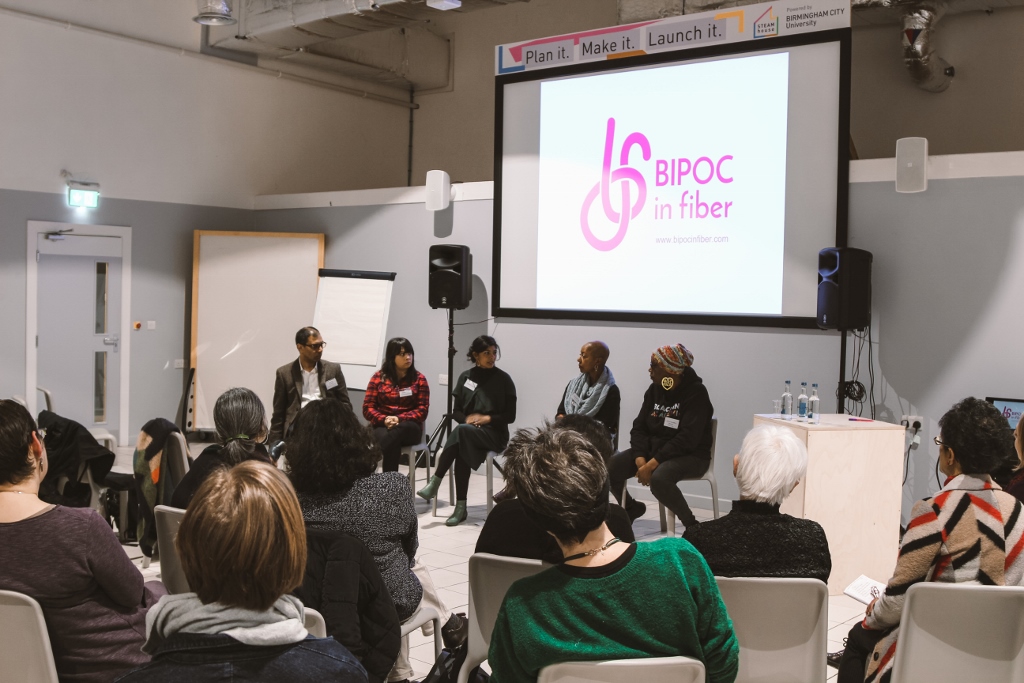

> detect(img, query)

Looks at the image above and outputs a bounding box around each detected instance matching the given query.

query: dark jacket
[170,444,273,510]
[630,366,714,462]
[476,500,636,565]
[683,499,832,583]
[557,383,621,440]
[37,411,115,507]
[113,633,367,683]
[293,528,402,683]
[270,359,352,444]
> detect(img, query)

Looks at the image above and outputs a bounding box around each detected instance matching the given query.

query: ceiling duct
[208,0,530,89]
[194,0,238,26]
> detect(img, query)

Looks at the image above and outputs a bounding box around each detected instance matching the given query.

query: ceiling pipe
[901,3,954,93]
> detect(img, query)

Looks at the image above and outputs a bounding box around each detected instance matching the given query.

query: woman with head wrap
[607,343,715,531]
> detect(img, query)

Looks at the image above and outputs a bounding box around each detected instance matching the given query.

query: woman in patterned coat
[837,397,1024,683]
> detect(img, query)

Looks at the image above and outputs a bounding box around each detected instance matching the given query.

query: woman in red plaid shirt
[363,337,430,472]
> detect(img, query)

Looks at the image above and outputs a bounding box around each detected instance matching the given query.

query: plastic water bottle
[808,383,820,424]
[797,382,809,421]
[781,380,793,419]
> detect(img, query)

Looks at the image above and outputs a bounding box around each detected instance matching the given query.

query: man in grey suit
[269,326,352,444]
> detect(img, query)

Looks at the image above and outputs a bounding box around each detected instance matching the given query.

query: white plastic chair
[538,656,706,683]
[456,553,548,683]
[889,583,1024,683]
[401,605,443,659]
[714,576,827,683]
[304,607,327,638]
[622,418,719,534]
[154,505,190,594]
[402,439,431,493]
[164,432,191,490]
[0,590,59,683]
[432,450,502,518]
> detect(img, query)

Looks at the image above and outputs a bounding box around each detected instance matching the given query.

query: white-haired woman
[684,424,831,583]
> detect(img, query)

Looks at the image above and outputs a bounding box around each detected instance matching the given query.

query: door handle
[103,334,120,352]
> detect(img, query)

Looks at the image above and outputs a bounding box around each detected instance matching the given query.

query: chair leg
[659,503,669,534]
[486,452,494,514]
[708,474,720,519]
[431,616,443,658]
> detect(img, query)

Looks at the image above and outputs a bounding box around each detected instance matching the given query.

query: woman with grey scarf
[117,461,367,683]
[556,341,621,445]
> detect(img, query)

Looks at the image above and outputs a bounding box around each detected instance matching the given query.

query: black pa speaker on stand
[428,244,472,310]
[817,247,873,413]
[817,247,872,331]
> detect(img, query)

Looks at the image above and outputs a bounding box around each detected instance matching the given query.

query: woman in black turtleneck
[417,336,516,526]
[608,343,714,532]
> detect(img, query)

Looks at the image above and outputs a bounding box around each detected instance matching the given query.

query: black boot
[441,612,468,650]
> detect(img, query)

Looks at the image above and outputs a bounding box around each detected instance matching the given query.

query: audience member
[295,528,402,683]
[684,424,831,582]
[0,399,161,683]
[555,341,620,441]
[608,343,714,531]
[837,397,1024,683]
[488,426,738,683]
[417,335,516,527]
[118,461,366,683]
[1002,413,1024,503]
[171,387,273,509]
[363,337,430,473]
[475,415,634,564]
[269,326,351,444]
[286,400,466,683]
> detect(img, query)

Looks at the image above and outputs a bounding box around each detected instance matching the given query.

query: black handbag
[421,644,490,683]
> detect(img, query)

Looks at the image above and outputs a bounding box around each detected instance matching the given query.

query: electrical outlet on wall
[439,374,448,386]
[902,415,924,431]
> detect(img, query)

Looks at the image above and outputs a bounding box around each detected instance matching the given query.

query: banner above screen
[495,0,850,75]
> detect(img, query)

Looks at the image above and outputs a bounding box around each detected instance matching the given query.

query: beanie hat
[653,344,694,374]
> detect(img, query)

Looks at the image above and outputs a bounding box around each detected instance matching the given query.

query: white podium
[753,414,905,595]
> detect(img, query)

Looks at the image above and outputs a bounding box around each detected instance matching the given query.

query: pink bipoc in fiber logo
[580,118,651,251]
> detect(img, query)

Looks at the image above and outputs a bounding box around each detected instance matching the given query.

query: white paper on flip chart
[313,272,395,389]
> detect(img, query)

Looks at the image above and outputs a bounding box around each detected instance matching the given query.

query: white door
[36,234,123,434]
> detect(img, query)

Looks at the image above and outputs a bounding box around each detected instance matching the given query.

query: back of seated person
[487,424,739,683]
[476,415,634,564]
[117,460,367,683]
[0,399,161,683]
[684,424,831,583]
[294,527,402,683]
[171,387,273,509]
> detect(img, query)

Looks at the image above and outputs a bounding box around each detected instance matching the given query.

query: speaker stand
[425,307,458,499]
[836,329,847,413]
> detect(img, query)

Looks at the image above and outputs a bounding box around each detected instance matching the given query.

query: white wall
[0,9,410,209]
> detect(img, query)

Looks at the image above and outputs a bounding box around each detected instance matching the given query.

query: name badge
[464,379,478,391]
[663,417,680,429]
[325,378,338,390]
[399,388,413,398]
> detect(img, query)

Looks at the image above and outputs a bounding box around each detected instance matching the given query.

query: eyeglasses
[933,436,947,447]
[304,342,327,351]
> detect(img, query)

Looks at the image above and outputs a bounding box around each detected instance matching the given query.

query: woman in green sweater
[417,335,516,526]
[488,425,739,683]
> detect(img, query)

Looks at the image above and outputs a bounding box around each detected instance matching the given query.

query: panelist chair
[622,418,719,535]
[402,437,431,494]
[432,450,503,518]
[154,505,190,594]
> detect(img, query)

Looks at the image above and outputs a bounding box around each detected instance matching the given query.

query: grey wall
[255,200,842,509]
[0,189,252,439]
[848,176,1024,519]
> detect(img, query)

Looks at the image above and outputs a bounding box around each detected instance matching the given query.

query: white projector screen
[494,31,850,328]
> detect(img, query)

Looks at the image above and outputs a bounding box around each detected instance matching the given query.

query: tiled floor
[128,465,865,681]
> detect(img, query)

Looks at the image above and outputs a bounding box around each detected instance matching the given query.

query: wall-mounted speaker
[817,247,873,330]
[428,244,472,310]
[425,170,453,211]
[895,137,928,193]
